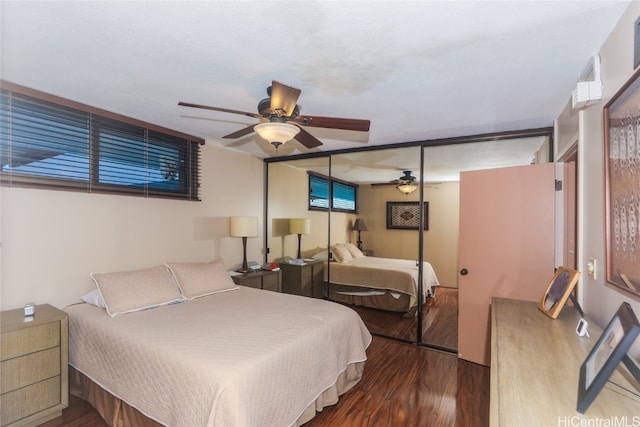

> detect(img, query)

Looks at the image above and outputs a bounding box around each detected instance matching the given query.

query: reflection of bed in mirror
[320,243,440,316]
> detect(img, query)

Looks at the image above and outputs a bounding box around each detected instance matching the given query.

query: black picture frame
[577,302,640,413]
[386,201,429,230]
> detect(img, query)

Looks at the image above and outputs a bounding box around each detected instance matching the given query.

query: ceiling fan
[371,170,419,195]
[178,80,370,149]
[371,170,417,187]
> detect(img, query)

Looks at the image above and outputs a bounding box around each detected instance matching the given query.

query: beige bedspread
[65,287,371,427]
[327,256,440,308]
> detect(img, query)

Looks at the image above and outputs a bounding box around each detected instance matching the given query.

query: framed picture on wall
[603,67,640,297]
[386,201,429,230]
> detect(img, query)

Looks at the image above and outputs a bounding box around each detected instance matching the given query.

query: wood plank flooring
[40,287,488,427]
[40,336,488,427]
[346,286,458,349]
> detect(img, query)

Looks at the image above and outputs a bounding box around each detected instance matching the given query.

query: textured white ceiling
[0,0,630,170]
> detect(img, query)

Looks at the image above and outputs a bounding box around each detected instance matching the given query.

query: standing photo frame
[603,68,640,297]
[537,267,581,319]
[577,302,640,413]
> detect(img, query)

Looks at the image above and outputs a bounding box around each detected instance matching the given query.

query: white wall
[0,143,264,311]
[358,182,460,287]
[559,2,640,358]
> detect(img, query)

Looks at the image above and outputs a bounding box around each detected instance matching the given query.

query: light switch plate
[587,258,597,280]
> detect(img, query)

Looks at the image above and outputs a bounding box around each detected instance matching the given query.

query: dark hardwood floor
[306,338,489,427]
[345,286,458,349]
[40,337,488,427]
[41,287,488,427]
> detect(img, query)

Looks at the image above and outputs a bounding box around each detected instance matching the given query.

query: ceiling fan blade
[295,115,370,132]
[294,126,323,149]
[178,102,261,119]
[222,125,256,139]
[371,181,400,187]
[270,81,301,117]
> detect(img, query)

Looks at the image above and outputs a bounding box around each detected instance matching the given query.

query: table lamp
[230,216,258,272]
[289,218,310,259]
[352,219,368,250]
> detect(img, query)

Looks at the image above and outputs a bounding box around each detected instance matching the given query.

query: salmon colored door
[458,163,556,366]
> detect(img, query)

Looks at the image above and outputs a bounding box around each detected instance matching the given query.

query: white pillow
[311,251,330,261]
[344,243,364,259]
[91,265,185,317]
[331,244,353,263]
[165,258,239,300]
[80,289,106,308]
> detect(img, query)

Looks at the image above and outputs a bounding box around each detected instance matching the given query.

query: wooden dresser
[490,297,640,426]
[231,269,282,292]
[280,260,324,298]
[1,304,69,427]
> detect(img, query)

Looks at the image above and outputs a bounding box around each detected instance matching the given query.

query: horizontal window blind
[333,181,356,211]
[1,90,90,187]
[1,87,201,200]
[308,173,357,213]
[309,175,330,209]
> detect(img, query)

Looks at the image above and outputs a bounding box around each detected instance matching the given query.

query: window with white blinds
[0,86,202,200]
[309,173,357,213]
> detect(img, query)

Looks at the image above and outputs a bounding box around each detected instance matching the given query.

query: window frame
[1,81,203,200]
[308,171,358,213]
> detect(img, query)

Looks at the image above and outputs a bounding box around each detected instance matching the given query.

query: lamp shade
[289,218,310,235]
[352,219,368,231]
[396,182,418,194]
[254,122,300,146]
[230,216,258,237]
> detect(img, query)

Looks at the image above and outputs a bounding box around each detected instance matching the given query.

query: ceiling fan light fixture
[396,182,418,195]
[254,122,300,147]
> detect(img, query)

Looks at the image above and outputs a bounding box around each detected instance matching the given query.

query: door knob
[460,268,469,275]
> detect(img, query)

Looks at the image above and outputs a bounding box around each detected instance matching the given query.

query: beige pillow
[344,243,364,259]
[331,244,353,263]
[166,258,238,300]
[91,265,185,317]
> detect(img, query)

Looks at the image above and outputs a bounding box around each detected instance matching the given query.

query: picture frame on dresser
[603,67,640,297]
[577,302,640,413]
[537,267,581,319]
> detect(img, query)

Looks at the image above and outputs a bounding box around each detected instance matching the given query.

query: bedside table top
[1,304,67,332]
[233,269,280,277]
[281,259,323,267]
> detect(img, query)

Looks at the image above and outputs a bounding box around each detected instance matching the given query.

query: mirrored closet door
[266,157,330,298]
[327,147,422,342]
[264,128,552,353]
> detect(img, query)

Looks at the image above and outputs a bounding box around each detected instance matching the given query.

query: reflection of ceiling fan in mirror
[371,170,419,195]
[179,80,370,150]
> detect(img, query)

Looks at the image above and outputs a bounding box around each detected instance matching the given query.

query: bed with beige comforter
[327,256,440,314]
[66,286,371,427]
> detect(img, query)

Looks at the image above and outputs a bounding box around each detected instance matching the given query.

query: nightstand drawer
[0,376,60,426]
[1,304,69,427]
[238,276,262,289]
[1,322,60,361]
[1,347,60,394]
[231,270,282,292]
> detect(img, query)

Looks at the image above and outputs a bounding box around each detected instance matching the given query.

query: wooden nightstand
[280,260,324,298]
[231,269,282,292]
[1,304,69,427]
